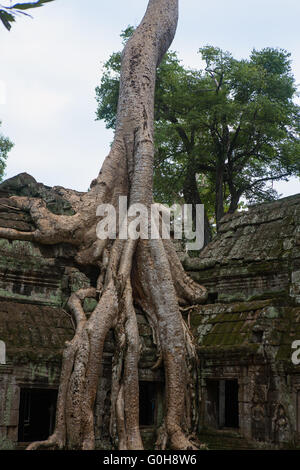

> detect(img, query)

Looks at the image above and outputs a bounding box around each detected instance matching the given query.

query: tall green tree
[0,0,55,30]
[195,46,300,228]
[96,30,300,239]
[0,121,13,181]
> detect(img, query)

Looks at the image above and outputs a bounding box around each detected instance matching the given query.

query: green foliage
[0,0,55,31]
[0,122,13,181]
[95,29,300,228]
[197,46,300,208]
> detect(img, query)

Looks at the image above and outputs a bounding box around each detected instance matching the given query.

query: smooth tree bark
[0,0,207,450]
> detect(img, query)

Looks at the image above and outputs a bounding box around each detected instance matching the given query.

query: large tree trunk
[183,163,212,248]
[0,0,207,450]
[227,179,241,214]
[215,163,225,230]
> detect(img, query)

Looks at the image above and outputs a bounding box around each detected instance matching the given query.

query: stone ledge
[0,365,13,374]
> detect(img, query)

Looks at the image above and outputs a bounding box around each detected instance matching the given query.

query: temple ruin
[0,173,299,449]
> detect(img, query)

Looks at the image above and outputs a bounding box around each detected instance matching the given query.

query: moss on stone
[247,261,281,274]
[0,436,15,450]
[83,298,98,313]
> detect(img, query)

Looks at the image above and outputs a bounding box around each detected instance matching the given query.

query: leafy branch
[0,0,55,31]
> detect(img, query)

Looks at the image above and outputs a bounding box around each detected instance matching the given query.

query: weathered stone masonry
[0,173,300,448]
[183,193,300,445]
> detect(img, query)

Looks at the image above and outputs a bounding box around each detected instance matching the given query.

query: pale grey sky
[0,0,299,196]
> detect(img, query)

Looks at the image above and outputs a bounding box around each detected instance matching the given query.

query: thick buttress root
[0,0,208,451]
[25,236,205,451]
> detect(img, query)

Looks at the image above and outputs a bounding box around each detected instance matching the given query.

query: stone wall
[185,195,300,446]
[184,193,300,305]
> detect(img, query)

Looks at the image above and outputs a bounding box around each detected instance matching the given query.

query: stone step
[16,442,29,450]
[198,429,258,450]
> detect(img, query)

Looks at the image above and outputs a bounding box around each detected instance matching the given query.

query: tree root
[22,233,205,451]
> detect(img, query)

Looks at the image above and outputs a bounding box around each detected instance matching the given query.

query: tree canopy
[0,0,55,30]
[96,28,300,235]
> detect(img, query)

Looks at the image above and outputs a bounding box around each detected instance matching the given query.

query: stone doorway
[18,388,57,442]
[139,381,156,426]
[297,390,300,437]
[224,379,239,428]
[206,379,239,429]
[139,381,164,427]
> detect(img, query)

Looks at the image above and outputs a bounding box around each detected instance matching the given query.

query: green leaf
[10,0,55,11]
[0,0,55,31]
[0,10,15,31]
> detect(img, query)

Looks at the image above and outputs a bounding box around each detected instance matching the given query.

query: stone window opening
[0,340,5,364]
[18,388,58,443]
[297,390,300,438]
[252,328,264,343]
[207,292,218,304]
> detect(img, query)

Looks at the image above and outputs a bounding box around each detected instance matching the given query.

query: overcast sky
[0,0,299,196]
